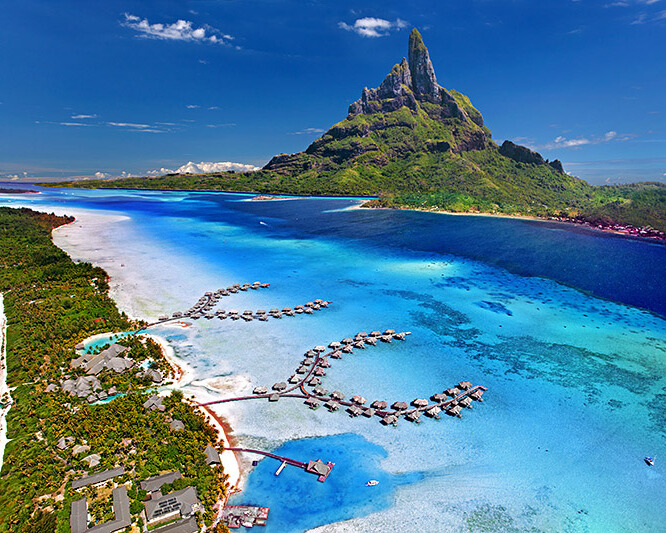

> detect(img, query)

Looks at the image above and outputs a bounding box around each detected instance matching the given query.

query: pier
[226,447,334,482]
[147,282,332,327]
[199,329,488,427]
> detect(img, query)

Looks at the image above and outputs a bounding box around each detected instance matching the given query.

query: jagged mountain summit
[260,28,579,210]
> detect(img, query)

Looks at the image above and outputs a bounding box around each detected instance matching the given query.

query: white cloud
[290,127,325,135]
[71,114,96,119]
[543,130,634,149]
[122,14,234,45]
[147,161,260,176]
[94,171,111,179]
[106,121,164,133]
[59,122,91,127]
[338,17,408,38]
[186,104,200,109]
[206,123,236,128]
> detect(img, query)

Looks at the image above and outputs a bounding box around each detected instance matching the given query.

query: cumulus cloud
[145,161,260,176]
[290,127,325,135]
[338,17,408,37]
[94,172,111,179]
[122,14,234,45]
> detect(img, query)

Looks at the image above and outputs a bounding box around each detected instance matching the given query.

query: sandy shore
[0,294,13,472]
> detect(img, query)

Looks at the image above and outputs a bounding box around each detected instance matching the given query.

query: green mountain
[46,29,666,233]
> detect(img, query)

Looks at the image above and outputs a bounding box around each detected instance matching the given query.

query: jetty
[221,506,269,529]
[199,330,488,427]
[146,283,332,327]
[226,447,334,482]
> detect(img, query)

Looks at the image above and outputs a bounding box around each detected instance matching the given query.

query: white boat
[365,480,379,486]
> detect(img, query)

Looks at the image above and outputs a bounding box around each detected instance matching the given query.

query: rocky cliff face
[499,141,565,174]
[348,29,467,124]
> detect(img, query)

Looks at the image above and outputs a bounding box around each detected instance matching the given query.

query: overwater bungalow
[445,387,460,397]
[353,341,366,349]
[318,358,331,368]
[412,398,429,407]
[356,332,368,338]
[330,390,345,401]
[288,375,300,384]
[269,394,280,402]
[392,401,408,411]
[261,283,270,288]
[325,400,339,412]
[270,308,279,314]
[380,335,392,343]
[431,393,447,402]
[458,381,473,390]
[259,315,268,321]
[425,406,441,418]
[314,368,326,377]
[469,390,484,401]
[172,311,183,318]
[342,338,354,345]
[304,308,314,314]
[371,400,388,410]
[347,405,362,417]
[405,411,421,423]
[305,397,320,409]
[295,305,304,310]
[308,377,321,386]
[382,414,398,426]
[365,337,377,346]
[158,315,168,321]
[231,314,241,320]
[314,345,326,352]
[305,350,317,357]
[459,397,473,408]
[242,315,253,321]
[342,345,354,354]
[314,299,324,304]
[447,405,462,417]
[370,331,382,337]
[253,281,261,286]
[351,395,367,405]
[313,386,328,396]
[363,408,376,418]
[305,302,314,307]
[253,386,268,395]
[329,341,341,349]
[243,310,253,315]
[331,350,343,359]
[320,301,329,307]
[295,308,304,314]
[296,366,308,374]
[272,382,287,391]
[256,309,267,315]
[282,307,292,313]
[302,358,314,366]
[229,309,239,315]
[313,304,321,310]
[384,329,396,335]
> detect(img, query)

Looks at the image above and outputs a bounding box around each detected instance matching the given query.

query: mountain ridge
[42,29,666,234]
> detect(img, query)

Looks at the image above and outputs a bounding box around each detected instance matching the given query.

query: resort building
[140,471,182,495]
[70,485,131,533]
[144,486,203,527]
[203,444,221,466]
[71,467,125,491]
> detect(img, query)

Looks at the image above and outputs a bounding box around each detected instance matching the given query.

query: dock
[147,282,332,327]
[199,329,488,427]
[226,447,334,482]
[221,506,269,529]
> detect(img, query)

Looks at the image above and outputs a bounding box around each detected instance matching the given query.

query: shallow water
[1,184,665,532]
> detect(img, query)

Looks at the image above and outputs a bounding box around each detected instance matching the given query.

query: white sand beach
[0,294,13,472]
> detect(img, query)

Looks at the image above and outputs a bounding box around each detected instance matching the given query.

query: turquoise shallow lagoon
[1,183,665,532]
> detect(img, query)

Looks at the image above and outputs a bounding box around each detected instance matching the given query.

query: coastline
[51,213,245,498]
[359,201,666,243]
[0,294,13,472]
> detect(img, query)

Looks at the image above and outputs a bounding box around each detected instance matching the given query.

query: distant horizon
[1,1,664,185]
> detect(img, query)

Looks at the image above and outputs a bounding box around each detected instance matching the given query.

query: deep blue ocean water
[1,183,665,532]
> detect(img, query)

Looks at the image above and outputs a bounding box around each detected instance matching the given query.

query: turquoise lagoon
[1,184,665,532]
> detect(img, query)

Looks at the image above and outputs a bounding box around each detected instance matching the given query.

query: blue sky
[0,0,664,184]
